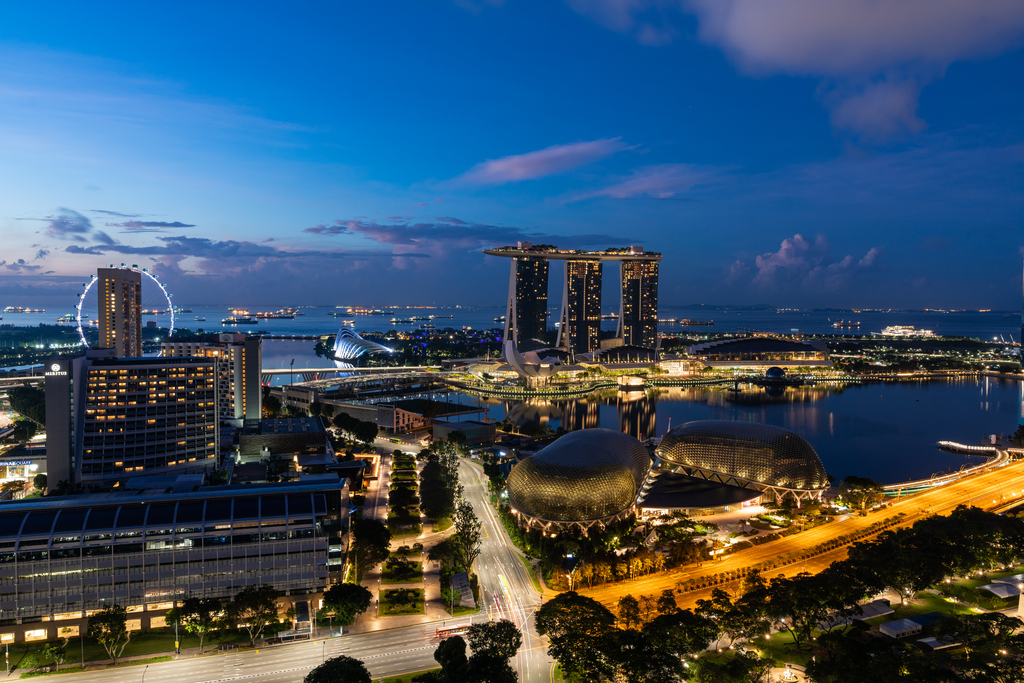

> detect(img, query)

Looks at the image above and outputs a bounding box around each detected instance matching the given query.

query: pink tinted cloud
[739,233,883,290]
[455,138,632,185]
[570,163,721,201]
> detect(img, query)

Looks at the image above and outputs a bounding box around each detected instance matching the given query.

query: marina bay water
[459,377,1024,486]
[3,305,1020,340]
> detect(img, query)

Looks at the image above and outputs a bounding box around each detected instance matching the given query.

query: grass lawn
[447,604,479,618]
[381,588,425,616]
[753,631,812,667]
[388,523,423,539]
[7,628,256,672]
[382,559,424,584]
[379,668,440,683]
[432,517,452,532]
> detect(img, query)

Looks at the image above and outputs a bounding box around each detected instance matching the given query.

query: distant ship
[832,320,861,328]
[3,306,44,313]
[601,312,619,320]
[57,314,75,323]
[194,316,206,321]
[222,316,258,325]
[174,307,193,313]
[873,325,937,337]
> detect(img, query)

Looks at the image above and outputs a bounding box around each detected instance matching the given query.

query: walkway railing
[883,443,1008,494]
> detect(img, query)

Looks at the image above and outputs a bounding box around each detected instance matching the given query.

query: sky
[1,0,1023,311]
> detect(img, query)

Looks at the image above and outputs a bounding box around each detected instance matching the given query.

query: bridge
[260,366,443,385]
[882,442,1011,496]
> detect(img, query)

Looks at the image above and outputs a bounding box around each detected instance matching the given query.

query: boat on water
[4,307,44,313]
[832,320,861,328]
[222,316,258,325]
[57,314,75,323]
[194,316,206,321]
[873,325,937,337]
[600,312,619,320]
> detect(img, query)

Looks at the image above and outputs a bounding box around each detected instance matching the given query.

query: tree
[612,627,687,683]
[694,651,771,683]
[304,654,371,683]
[643,610,718,661]
[226,584,279,647]
[838,475,884,510]
[1,480,25,496]
[87,605,132,664]
[466,619,522,659]
[263,394,282,418]
[33,473,47,492]
[451,500,482,572]
[8,386,46,425]
[309,401,323,418]
[656,589,678,616]
[167,597,221,652]
[536,592,617,682]
[42,641,67,672]
[352,518,392,575]
[322,583,372,624]
[466,654,517,683]
[434,635,469,683]
[619,595,642,629]
[847,527,944,604]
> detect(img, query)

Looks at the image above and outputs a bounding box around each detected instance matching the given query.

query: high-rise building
[513,256,549,350]
[162,333,263,425]
[46,350,219,487]
[619,254,659,348]
[560,259,603,354]
[97,267,143,358]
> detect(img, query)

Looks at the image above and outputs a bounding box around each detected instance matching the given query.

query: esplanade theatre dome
[656,421,829,499]
[507,429,651,526]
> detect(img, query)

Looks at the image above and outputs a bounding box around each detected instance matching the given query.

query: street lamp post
[1017,582,1023,618]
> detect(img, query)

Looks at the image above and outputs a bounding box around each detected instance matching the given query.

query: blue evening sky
[1,1,1022,310]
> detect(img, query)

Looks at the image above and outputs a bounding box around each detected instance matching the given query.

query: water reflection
[464,377,1024,484]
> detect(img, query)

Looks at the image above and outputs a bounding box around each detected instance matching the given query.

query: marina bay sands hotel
[483,243,661,355]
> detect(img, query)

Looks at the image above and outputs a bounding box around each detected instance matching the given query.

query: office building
[560,259,603,354]
[97,266,143,358]
[619,255,659,348]
[45,351,219,487]
[162,333,263,424]
[0,476,349,642]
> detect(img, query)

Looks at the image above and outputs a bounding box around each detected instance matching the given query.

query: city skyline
[0,3,1022,311]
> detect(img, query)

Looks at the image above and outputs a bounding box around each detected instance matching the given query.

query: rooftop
[483,246,662,262]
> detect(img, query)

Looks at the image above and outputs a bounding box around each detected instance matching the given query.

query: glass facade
[564,259,602,354]
[507,429,651,522]
[514,256,549,351]
[620,260,658,348]
[0,483,347,620]
[656,420,829,492]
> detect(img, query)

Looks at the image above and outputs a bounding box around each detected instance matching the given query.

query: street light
[1018,582,1023,618]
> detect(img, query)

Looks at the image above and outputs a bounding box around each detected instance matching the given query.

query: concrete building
[0,476,349,642]
[238,417,329,458]
[45,351,219,488]
[97,266,143,358]
[161,333,262,425]
[686,337,831,370]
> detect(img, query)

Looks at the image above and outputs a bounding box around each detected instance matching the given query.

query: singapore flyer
[75,264,176,349]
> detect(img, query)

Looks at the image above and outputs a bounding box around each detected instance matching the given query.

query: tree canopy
[304,654,371,683]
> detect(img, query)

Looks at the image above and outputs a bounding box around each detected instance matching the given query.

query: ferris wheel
[75,265,176,348]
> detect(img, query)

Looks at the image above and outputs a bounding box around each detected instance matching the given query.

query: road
[458,458,553,683]
[582,458,1024,611]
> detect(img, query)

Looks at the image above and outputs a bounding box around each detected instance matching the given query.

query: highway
[458,458,552,683]
[582,458,1024,611]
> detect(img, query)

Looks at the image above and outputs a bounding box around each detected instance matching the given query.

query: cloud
[567,0,679,46]
[45,208,93,239]
[569,163,722,201]
[570,0,1024,141]
[454,138,632,185]
[34,248,49,260]
[105,220,196,229]
[90,209,141,218]
[306,216,633,252]
[731,233,883,290]
[0,259,41,272]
